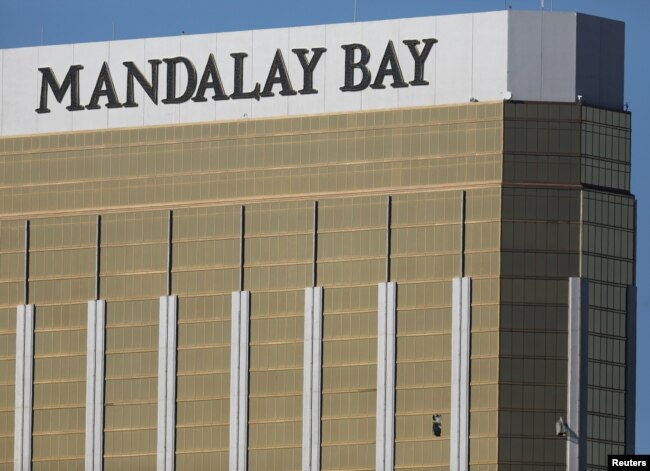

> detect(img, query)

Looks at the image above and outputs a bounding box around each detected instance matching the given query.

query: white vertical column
[567,278,588,471]
[229,292,241,471]
[85,301,97,471]
[376,282,396,471]
[22,305,34,471]
[14,304,34,471]
[459,278,471,471]
[302,287,323,471]
[450,277,471,471]
[238,291,250,471]
[157,295,177,471]
[229,291,250,471]
[157,296,169,471]
[384,282,396,471]
[311,287,323,470]
[450,279,461,471]
[302,288,314,471]
[165,296,177,471]
[85,300,106,471]
[94,300,106,471]
[376,283,387,471]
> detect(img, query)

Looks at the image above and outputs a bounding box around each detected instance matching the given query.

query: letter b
[340,44,371,92]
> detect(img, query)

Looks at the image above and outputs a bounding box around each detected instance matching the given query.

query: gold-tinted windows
[0,100,634,469]
[0,103,503,217]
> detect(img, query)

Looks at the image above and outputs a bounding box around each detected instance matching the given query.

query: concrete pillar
[85,300,106,471]
[229,291,250,471]
[157,295,178,471]
[14,304,34,471]
[302,287,323,471]
[567,277,588,471]
[450,277,471,471]
[376,282,396,471]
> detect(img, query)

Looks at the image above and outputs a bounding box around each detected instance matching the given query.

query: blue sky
[1,0,649,454]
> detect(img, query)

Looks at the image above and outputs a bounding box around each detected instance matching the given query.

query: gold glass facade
[0,101,634,470]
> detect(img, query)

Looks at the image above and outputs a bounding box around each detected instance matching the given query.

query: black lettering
[403,38,437,86]
[86,62,122,110]
[291,47,326,95]
[340,43,371,92]
[193,54,229,102]
[162,57,197,104]
[260,49,297,98]
[123,59,161,107]
[230,52,260,100]
[370,41,408,89]
[35,65,84,113]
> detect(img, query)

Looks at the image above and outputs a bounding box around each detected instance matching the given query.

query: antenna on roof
[353,0,357,22]
[541,0,545,10]
[40,25,44,45]
[112,22,115,40]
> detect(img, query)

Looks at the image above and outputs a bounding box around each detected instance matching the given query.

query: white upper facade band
[0,10,623,137]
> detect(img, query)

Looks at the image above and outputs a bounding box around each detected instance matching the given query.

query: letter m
[35,65,84,113]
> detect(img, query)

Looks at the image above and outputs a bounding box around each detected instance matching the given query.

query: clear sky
[1,0,649,454]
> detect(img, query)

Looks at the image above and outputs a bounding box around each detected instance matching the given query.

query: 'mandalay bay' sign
[36,39,437,113]
[0,11,620,136]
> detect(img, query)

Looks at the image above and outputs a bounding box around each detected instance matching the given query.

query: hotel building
[0,10,635,471]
